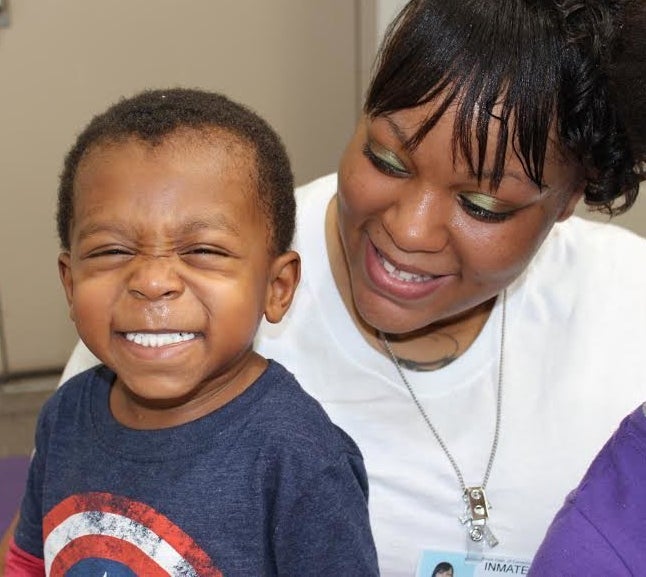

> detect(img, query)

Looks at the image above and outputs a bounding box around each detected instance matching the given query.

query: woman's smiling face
[335,100,582,337]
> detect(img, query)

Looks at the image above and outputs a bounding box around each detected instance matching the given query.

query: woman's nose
[384,187,451,253]
[127,255,185,300]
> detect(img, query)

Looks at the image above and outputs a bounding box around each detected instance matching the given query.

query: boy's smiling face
[58,132,299,428]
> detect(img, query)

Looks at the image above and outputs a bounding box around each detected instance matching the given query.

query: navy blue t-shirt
[15,361,379,576]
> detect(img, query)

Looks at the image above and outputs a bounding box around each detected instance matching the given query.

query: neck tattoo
[388,333,459,371]
[380,290,506,560]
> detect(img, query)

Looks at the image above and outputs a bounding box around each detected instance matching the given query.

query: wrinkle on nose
[128,255,184,300]
[386,190,450,253]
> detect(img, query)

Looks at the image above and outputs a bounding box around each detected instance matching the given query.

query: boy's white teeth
[125,332,196,347]
[380,254,434,282]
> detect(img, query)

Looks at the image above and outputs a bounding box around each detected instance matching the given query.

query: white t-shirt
[61,174,646,576]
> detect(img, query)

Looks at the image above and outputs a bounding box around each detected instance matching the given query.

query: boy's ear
[264,250,301,324]
[58,252,76,322]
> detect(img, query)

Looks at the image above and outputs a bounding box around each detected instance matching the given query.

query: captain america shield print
[42,493,222,576]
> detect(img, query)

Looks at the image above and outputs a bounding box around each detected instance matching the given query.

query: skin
[58,131,300,430]
[327,100,582,366]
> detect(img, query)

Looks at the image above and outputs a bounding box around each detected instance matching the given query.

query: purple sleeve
[528,499,630,576]
[530,405,646,576]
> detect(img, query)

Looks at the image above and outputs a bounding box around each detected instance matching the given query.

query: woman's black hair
[366,0,646,215]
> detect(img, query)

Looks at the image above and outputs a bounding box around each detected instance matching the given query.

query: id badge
[416,550,530,577]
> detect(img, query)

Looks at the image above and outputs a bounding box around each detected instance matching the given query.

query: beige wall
[0,0,362,374]
[377,0,406,40]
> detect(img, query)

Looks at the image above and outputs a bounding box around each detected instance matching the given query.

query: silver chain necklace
[380,290,506,553]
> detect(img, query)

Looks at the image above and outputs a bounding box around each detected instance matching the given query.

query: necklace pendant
[482,524,499,548]
[461,486,498,548]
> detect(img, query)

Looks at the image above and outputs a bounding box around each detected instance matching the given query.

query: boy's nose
[127,255,185,300]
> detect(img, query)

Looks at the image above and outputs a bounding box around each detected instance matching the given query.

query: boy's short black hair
[57,88,295,253]
[367,0,646,215]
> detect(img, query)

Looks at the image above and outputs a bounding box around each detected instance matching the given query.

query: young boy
[5,88,379,576]
[528,402,646,575]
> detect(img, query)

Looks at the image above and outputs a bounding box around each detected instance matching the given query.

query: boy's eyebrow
[179,216,241,236]
[76,215,241,241]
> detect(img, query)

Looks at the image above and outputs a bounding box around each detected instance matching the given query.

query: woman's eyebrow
[382,115,409,145]
[478,168,528,186]
[382,113,539,187]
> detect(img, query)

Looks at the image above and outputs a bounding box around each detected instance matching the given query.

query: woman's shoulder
[293,173,337,216]
[289,173,338,277]
[512,216,646,326]
[548,216,645,255]
[531,216,646,282]
[295,172,337,199]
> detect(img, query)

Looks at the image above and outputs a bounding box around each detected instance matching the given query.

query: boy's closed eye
[179,244,239,269]
[184,245,231,256]
[87,246,135,258]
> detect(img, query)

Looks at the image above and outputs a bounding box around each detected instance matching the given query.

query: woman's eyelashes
[363,141,409,177]
[458,193,516,223]
[363,138,518,223]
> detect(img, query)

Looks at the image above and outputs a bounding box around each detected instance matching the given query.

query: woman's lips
[379,254,437,282]
[363,239,451,301]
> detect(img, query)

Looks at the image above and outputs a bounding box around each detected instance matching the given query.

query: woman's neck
[325,195,494,371]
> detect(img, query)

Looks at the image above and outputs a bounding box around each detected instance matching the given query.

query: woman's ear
[557,183,585,222]
[264,250,301,324]
[58,252,76,322]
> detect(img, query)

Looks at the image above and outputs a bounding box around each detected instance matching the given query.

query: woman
[432,561,454,577]
[22,0,646,575]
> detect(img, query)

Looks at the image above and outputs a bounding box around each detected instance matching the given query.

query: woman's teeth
[125,332,196,347]
[380,254,435,283]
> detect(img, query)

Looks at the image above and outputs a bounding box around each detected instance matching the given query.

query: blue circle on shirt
[67,558,138,576]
